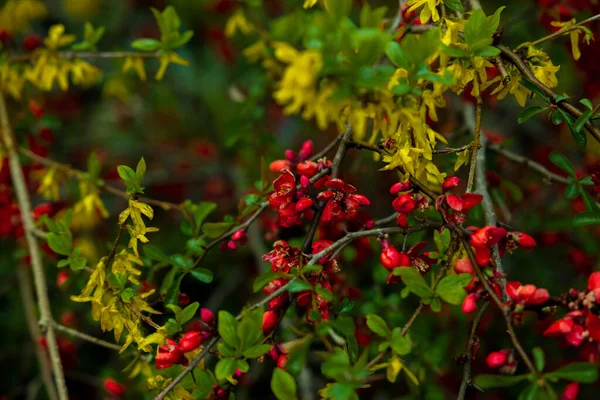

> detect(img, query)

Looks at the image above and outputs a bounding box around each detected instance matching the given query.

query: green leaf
[550,110,563,125]
[160,266,178,295]
[366,314,391,337]
[324,0,352,21]
[520,79,549,100]
[430,297,442,312]
[565,183,580,199]
[131,38,161,51]
[165,273,184,306]
[545,362,599,383]
[169,30,194,48]
[386,41,410,70]
[563,111,587,148]
[548,153,575,176]
[236,359,250,373]
[440,44,468,58]
[218,310,240,348]
[338,297,354,314]
[573,110,593,134]
[580,187,600,212]
[315,284,333,301]
[191,268,213,283]
[532,347,545,372]
[518,106,548,124]
[192,202,217,232]
[473,45,501,57]
[435,274,471,305]
[444,0,463,12]
[271,368,298,400]
[288,279,313,293]
[70,256,86,271]
[393,268,433,298]
[215,358,237,381]
[580,98,594,110]
[433,229,451,253]
[117,165,138,186]
[573,211,600,227]
[136,157,146,183]
[243,344,273,358]
[57,259,70,268]
[390,330,411,355]
[518,384,539,400]
[47,233,72,256]
[202,222,234,238]
[464,7,504,52]
[473,374,532,388]
[144,244,171,263]
[237,318,262,351]
[180,302,199,325]
[217,342,235,358]
[120,288,134,303]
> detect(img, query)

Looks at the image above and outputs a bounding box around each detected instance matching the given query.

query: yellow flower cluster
[119,199,159,258]
[407,0,442,24]
[73,180,109,230]
[0,0,46,34]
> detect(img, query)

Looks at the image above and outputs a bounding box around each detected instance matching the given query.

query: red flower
[318,178,370,223]
[390,181,411,194]
[470,226,507,266]
[462,293,478,313]
[379,238,409,270]
[544,311,590,347]
[262,240,303,273]
[441,176,461,192]
[509,232,537,249]
[506,281,549,306]
[262,310,279,335]
[104,378,125,397]
[561,382,579,400]
[485,349,509,368]
[179,331,203,352]
[155,339,187,369]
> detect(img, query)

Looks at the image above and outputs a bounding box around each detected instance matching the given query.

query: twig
[9,51,160,63]
[50,323,122,352]
[494,56,510,85]
[530,14,600,47]
[309,134,342,162]
[16,266,58,400]
[498,44,600,143]
[18,147,182,211]
[387,0,406,34]
[129,306,161,330]
[487,142,571,184]
[457,301,491,399]
[466,95,483,193]
[433,144,472,154]
[0,93,69,399]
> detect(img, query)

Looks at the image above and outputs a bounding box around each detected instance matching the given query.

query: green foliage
[43,212,87,271]
[271,368,298,400]
[117,158,146,195]
[72,23,105,51]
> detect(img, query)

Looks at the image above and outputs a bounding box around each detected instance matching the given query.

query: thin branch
[9,51,160,63]
[18,147,182,211]
[16,266,58,400]
[387,0,406,34]
[457,301,491,399]
[494,56,510,85]
[129,305,161,331]
[0,93,69,399]
[466,95,483,193]
[498,44,600,143]
[433,144,472,155]
[50,323,122,352]
[487,142,571,185]
[309,134,342,162]
[530,14,600,47]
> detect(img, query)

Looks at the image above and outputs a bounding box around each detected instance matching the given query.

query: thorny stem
[466,94,483,193]
[498,44,600,143]
[530,14,600,47]
[457,301,491,399]
[49,322,122,352]
[0,93,69,399]
[18,146,182,211]
[487,142,571,184]
[16,266,58,400]
[9,51,161,63]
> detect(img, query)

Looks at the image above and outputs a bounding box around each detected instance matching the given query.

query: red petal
[460,193,483,210]
[445,194,463,211]
[325,178,345,190]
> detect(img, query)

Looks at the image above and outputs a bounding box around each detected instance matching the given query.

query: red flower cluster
[437,177,482,224]
[543,273,600,347]
[317,178,370,223]
[469,226,507,266]
[221,229,247,251]
[389,181,428,227]
[262,240,303,273]
[156,308,214,369]
[270,140,316,176]
[506,282,550,307]
[262,278,290,335]
[268,169,313,227]
[268,344,288,370]
[454,257,503,314]
[379,238,434,284]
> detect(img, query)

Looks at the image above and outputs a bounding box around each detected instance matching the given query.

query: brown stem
[466,95,483,193]
[9,51,161,63]
[50,323,122,352]
[457,301,491,399]
[0,94,69,399]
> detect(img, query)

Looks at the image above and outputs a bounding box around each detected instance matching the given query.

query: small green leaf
[135,157,146,183]
[243,344,273,358]
[434,229,451,253]
[120,288,134,303]
[551,110,564,125]
[580,98,594,110]
[165,273,184,306]
[473,46,501,57]
[70,256,86,271]
[57,259,70,268]
[144,244,171,263]
[518,106,548,124]
[430,297,442,312]
[288,279,313,293]
[217,342,235,358]
[236,359,250,373]
[473,374,532,388]
[435,274,471,305]
[563,111,587,148]
[180,302,200,324]
[237,318,262,351]
[191,268,213,283]
[131,38,161,51]
[366,314,391,337]
[117,165,137,185]
[545,362,599,383]
[47,233,72,256]
[271,368,298,400]
[532,347,545,372]
[338,297,354,314]
[390,330,411,355]
[440,44,468,58]
[202,222,234,238]
[218,310,240,348]
[386,41,410,69]
[520,79,548,100]
[548,153,575,176]
[215,358,237,381]
[565,183,580,199]
[573,211,600,227]
[324,0,352,21]
[573,110,593,134]
[444,0,463,12]
[393,268,433,298]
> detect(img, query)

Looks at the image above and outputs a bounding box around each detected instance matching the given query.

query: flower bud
[390,181,411,194]
[379,239,409,270]
[232,229,246,242]
[441,176,460,192]
[588,272,600,291]
[364,220,375,230]
[104,378,125,397]
[285,150,296,162]
[485,350,509,368]
[298,140,313,160]
[462,293,477,314]
[561,382,579,400]
[22,35,42,51]
[179,331,203,352]
[262,310,279,335]
[57,271,70,290]
[512,232,537,249]
[201,308,215,327]
[392,194,415,214]
[178,293,190,306]
[295,197,314,212]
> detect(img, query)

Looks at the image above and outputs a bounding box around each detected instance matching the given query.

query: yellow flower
[36,166,67,201]
[0,64,25,99]
[303,0,318,8]
[243,40,268,63]
[550,19,594,60]
[407,0,441,24]
[225,9,254,37]
[0,0,46,34]
[72,181,108,230]
[70,58,102,86]
[111,249,144,284]
[122,56,146,81]
[44,24,76,50]
[155,52,189,80]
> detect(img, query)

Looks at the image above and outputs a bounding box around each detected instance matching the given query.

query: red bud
[589,272,600,291]
[104,378,126,397]
[442,176,461,192]
[561,382,579,400]
[179,331,203,352]
[462,293,477,313]
[485,350,509,368]
[262,310,279,335]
